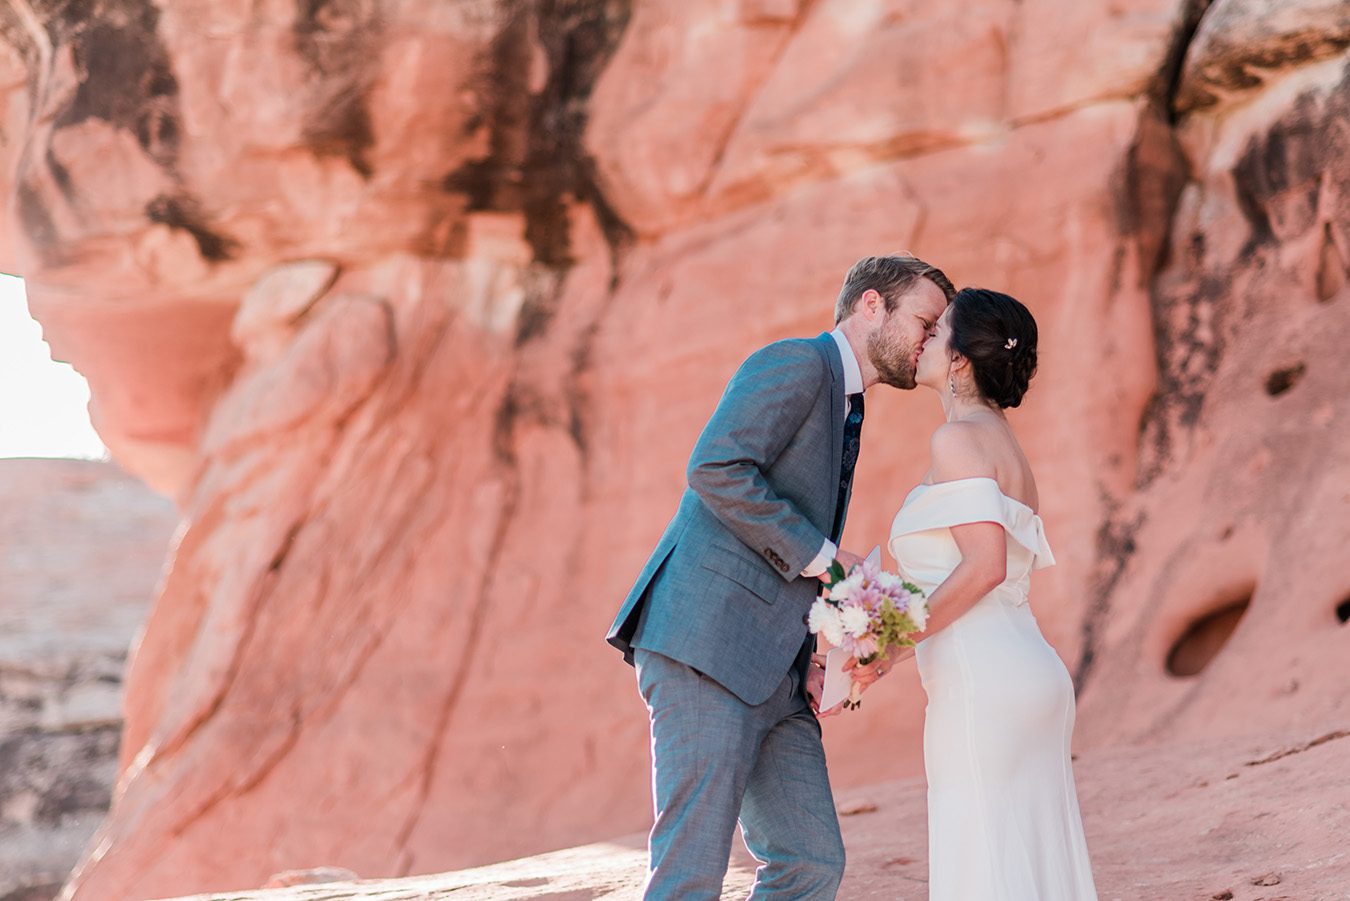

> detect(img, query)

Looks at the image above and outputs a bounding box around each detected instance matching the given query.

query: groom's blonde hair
[834,254,955,325]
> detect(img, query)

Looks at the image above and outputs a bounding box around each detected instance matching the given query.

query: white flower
[907,598,929,631]
[808,601,846,646]
[830,570,863,603]
[839,604,871,637]
[876,570,902,592]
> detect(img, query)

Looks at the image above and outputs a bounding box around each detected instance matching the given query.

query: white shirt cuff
[800,539,837,578]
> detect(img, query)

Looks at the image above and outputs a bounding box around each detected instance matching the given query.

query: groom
[607,254,954,899]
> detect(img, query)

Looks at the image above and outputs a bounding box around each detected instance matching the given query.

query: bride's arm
[848,522,1006,688]
[901,521,1007,642]
[849,422,1008,687]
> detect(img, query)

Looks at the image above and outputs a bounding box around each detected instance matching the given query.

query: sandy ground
[154,727,1350,901]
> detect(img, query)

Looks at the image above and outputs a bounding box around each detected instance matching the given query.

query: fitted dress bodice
[889,475,1054,606]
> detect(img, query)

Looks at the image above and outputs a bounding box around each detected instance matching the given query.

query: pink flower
[857,586,884,612]
[839,632,878,660]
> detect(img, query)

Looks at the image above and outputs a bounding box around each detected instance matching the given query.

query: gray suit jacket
[606,332,854,706]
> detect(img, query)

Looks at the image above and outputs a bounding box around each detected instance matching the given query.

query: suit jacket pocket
[699,542,781,605]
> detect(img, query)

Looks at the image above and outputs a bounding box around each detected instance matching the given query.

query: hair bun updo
[948,287,1039,409]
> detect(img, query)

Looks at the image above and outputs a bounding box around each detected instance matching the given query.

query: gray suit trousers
[635,649,845,900]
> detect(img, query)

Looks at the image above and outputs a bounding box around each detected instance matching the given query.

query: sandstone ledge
[153,729,1350,901]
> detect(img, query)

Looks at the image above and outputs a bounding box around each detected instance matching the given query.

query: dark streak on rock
[523,0,634,268]
[1177,27,1350,115]
[491,382,558,467]
[1244,730,1350,767]
[1074,499,1145,695]
[1135,270,1230,485]
[1153,0,1215,125]
[19,0,243,264]
[507,259,563,348]
[514,291,559,347]
[491,389,524,469]
[440,2,634,467]
[49,1,182,168]
[441,7,533,215]
[443,157,522,213]
[565,320,600,458]
[1105,243,1127,296]
[292,0,382,179]
[1135,61,1350,485]
[15,182,61,257]
[492,343,601,462]
[577,153,633,286]
[45,149,76,203]
[1114,106,1191,287]
[440,0,635,273]
[1117,0,1208,487]
[268,523,303,573]
[146,192,240,262]
[1232,90,1327,250]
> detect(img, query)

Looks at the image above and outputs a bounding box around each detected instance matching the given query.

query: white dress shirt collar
[829,328,864,396]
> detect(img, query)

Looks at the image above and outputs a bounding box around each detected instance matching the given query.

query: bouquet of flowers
[808,548,929,710]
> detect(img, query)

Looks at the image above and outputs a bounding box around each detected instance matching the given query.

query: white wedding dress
[889,477,1097,900]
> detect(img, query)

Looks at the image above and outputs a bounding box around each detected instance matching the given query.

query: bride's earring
[949,376,957,396]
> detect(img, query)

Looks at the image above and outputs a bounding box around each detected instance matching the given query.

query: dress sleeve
[889,478,1055,569]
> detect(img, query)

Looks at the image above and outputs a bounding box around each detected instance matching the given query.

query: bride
[843,287,1098,899]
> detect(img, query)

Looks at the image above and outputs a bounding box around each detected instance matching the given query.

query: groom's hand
[818,549,865,581]
[805,663,844,718]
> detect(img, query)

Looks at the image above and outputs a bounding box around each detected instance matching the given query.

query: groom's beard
[868,329,919,390]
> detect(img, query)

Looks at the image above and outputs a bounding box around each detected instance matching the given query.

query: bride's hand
[844,646,910,690]
[843,656,884,691]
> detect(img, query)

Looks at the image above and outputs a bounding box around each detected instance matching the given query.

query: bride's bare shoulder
[928,421,996,482]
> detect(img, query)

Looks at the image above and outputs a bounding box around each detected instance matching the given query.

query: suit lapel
[818,332,845,521]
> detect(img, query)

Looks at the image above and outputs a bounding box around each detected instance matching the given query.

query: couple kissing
[607,254,1097,900]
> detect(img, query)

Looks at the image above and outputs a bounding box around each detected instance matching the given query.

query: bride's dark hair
[949,288,1039,409]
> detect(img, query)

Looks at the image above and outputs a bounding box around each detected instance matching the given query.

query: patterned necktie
[830,392,864,542]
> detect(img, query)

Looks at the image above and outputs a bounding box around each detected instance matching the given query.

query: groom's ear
[859,289,884,321]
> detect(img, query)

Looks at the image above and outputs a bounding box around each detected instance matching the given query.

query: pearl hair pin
[1004,338,1018,350]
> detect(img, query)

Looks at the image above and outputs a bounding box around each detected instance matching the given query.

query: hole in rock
[1166,596,1251,677]
[1264,363,1305,397]
[1336,597,1350,625]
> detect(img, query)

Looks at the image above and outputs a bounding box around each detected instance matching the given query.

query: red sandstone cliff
[0,0,1346,898]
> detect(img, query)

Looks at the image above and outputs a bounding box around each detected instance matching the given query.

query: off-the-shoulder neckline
[908,476,1040,517]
